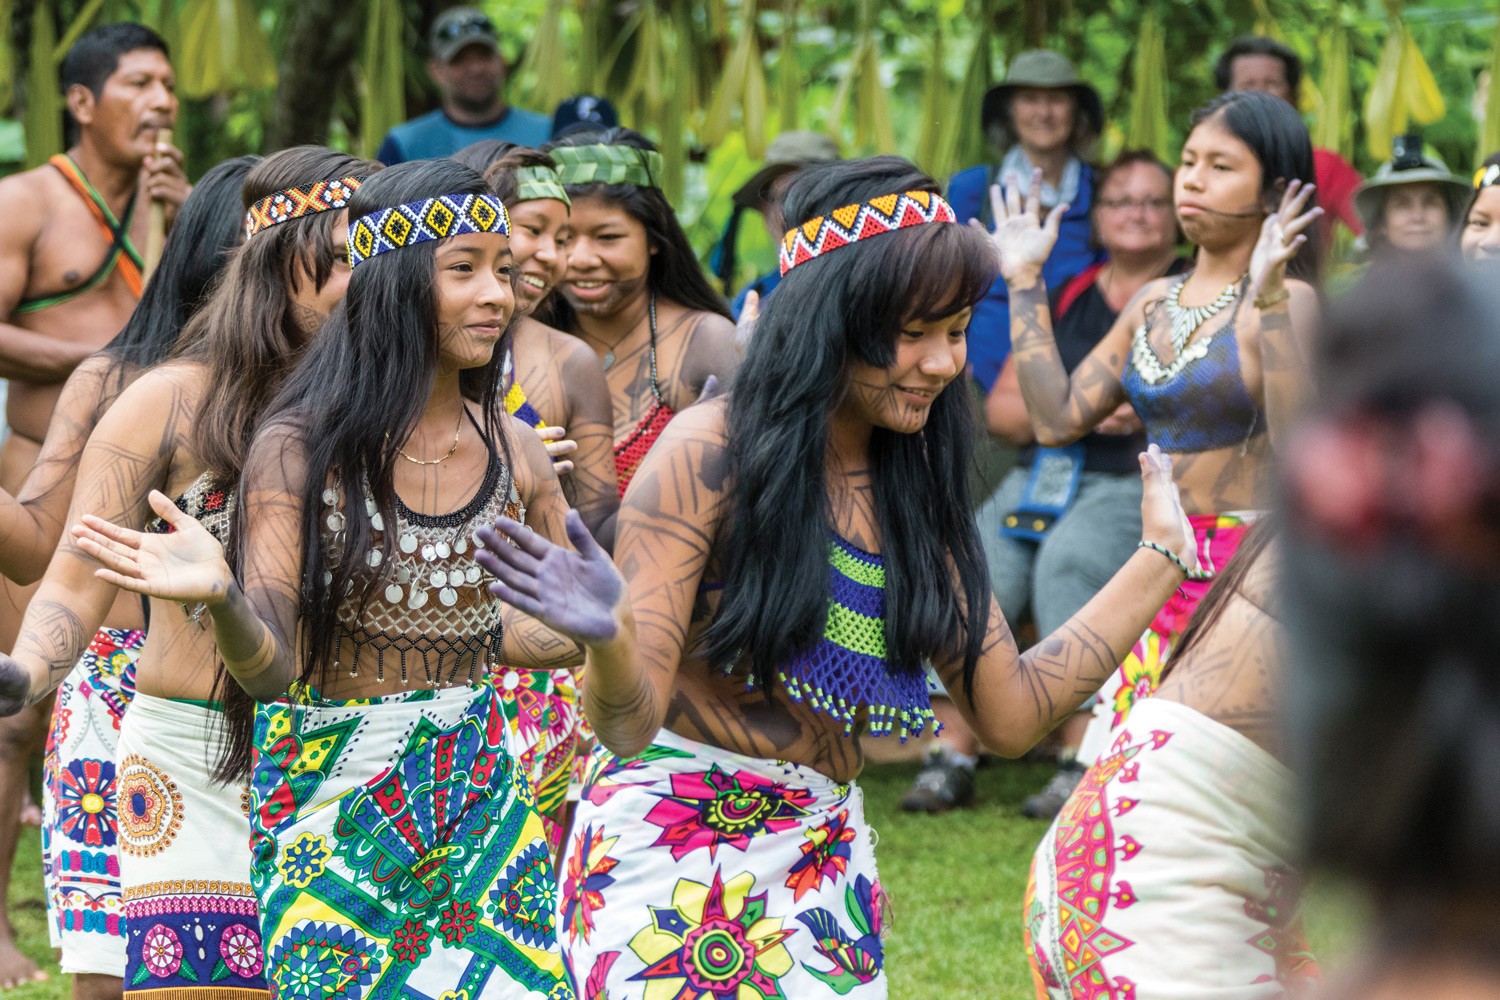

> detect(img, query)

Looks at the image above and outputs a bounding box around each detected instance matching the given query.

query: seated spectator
[903,152,1187,817]
[1462,152,1500,264]
[713,130,841,317]
[947,50,1105,395]
[375,7,551,165]
[1216,35,1362,251]
[1354,139,1469,255]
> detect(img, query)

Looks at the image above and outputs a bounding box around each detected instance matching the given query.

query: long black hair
[93,155,258,417]
[703,156,997,700]
[262,158,513,699]
[1190,89,1321,285]
[541,127,731,326]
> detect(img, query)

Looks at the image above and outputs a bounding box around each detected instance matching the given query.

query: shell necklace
[1165,274,1244,356]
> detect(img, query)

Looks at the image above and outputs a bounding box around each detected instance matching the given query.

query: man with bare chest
[0,22,186,988]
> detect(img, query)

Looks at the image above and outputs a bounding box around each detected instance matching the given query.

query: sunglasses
[435,13,495,41]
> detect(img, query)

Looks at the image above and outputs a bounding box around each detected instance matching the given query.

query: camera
[1391,132,1425,172]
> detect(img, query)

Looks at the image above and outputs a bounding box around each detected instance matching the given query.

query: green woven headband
[512,166,571,206]
[552,144,664,189]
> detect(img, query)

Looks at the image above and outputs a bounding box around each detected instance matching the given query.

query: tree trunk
[267,0,368,149]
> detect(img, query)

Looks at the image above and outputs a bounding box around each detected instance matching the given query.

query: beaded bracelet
[1138,540,1213,581]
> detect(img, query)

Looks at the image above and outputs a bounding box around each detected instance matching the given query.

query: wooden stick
[142,128,171,283]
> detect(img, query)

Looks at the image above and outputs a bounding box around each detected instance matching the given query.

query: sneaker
[899,750,976,813]
[1022,761,1087,819]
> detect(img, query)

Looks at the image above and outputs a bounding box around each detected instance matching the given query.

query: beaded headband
[513,166,571,206]
[551,144,664,189]
[347,193,509,268]
[1476,164,1500,190]
[244,177,364,238]
[779,190,957,275]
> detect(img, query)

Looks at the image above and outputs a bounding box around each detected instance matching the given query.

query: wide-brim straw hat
[732,131,843,208]
[981,50,1104,137]
[1354,153,1473,233]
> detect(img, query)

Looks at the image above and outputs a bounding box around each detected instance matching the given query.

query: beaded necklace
[1164,273,1244,356]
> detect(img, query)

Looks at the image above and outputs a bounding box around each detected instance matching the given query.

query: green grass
[3,760,1369,999]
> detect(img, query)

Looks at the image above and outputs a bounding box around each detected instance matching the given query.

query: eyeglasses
[435,13,495,41]
[1098,197,1173,212]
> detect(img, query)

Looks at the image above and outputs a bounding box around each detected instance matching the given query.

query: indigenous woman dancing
[0,145,377,1000]
[997,89,1322,762]
[543,127,738,496]
[1025,520,1322,997]
[75,160,579,999]
[479,144,617,852]
[0,156,253,999]
[479,156,1197,997]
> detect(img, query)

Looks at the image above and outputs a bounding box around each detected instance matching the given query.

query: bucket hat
[732,131,842,208]
[1354,152,1473,234]
[981,50,1104,137]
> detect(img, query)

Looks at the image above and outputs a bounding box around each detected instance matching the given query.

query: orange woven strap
[48,154,144,297]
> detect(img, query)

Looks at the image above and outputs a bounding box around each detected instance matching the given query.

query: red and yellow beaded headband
[245,177,364,238]
[779,190,957,275]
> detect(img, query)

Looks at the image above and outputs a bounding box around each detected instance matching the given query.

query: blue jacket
[946,161,1103,392]
[376,107,553,166]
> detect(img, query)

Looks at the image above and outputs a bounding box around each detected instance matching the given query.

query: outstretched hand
[1138,444,1198,574]
[1249,179,1322,298]
[972,168,1068,285]
[72,489,232,606]
[475,508,625,644]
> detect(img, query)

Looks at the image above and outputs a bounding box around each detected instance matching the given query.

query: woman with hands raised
[476,156,1199,996]
[992,89,1322,763]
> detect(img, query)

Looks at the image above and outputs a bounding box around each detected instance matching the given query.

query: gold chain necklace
[396,410,464,466]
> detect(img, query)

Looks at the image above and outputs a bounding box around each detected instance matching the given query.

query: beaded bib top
[324,439,524,687]
[746,533,937,742]
[146,471,236,543]
[503,377,546,430]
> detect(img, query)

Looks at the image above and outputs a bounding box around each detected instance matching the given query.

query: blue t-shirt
[376,107,553,165]
[946,161,1102,392]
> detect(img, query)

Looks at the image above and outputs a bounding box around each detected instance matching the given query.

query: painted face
[430,44,504,115]
[1095,161,1177,257]
[433,232,514,371]
[287,212,352,335]
[1383,182,1451,252]
[1010,88,1077,157]
[1227,53,1293,104]
[843,307,972,435]
[1462,186,1500,263]
[73,48,177,166]
[506,198,572,315]
[1175,116,1267,250]
[560,195,653,320]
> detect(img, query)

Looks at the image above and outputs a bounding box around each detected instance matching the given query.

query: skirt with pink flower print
[42,626,143,977]
[115,692,268,998]
[560,729,888,999]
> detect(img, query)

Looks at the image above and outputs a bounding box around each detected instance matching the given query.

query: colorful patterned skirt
[115,692,267,998]
[1025,697,1319,999]
[1077,512,1257,764]
[42,626,144,977]
[249,683,575,1000]
[561,729,888,999]
[490,667,580,854]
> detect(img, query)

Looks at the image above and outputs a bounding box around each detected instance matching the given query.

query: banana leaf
[777,0,798,131]
[659,0,693,204]
[936,3,992,176]
[1124,5,1168,161]
[25,1,63,168]
[515,0,572,114]
[915,18,948,176]
[0,0,14,114]
[742,26,766,158]
[1363,15,1444,161]
[1481,15,1500,162]
[359,0,405,160]
[53,0,108,65]
[1313,18,1349,156]
[178,0,277,98]
[703,0,754,148]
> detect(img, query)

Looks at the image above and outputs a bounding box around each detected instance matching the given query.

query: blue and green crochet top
[751,533,938,742]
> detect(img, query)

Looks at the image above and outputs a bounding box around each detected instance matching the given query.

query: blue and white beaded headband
[347,193,510,267]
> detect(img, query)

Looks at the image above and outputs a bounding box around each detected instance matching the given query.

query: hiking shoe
[1022,761,1087,819]
[899,753,975,813]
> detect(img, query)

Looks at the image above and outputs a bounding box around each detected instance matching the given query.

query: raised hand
[536,425,578,476]
[1249,179,1322,298]
[72,489,232,605]
[475,508,625,644]
[973,168,1068,284]
[1138,444,1198,575]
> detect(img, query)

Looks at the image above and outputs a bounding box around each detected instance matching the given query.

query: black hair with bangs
[703,156,998,701]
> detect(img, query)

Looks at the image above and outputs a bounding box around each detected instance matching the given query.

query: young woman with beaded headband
[996,88,1323,767]
[543,127,738,496]
[0,144,376,1000]
[0,155,253,999]
[70,159,579,999]
[1462,153,1500,264]
[476,155,1198,996]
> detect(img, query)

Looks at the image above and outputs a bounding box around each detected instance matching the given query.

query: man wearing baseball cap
[375,6,551,165]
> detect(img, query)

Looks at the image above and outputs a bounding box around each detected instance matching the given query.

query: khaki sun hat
[732,131,843,208]
[981,50,1104,138]
[1354,152,1474,234]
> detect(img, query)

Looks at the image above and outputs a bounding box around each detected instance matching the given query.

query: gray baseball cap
[430,7,499,63]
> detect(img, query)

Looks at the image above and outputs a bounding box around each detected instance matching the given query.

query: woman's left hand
[1249,179,1322,298]
[72,490,233,606]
